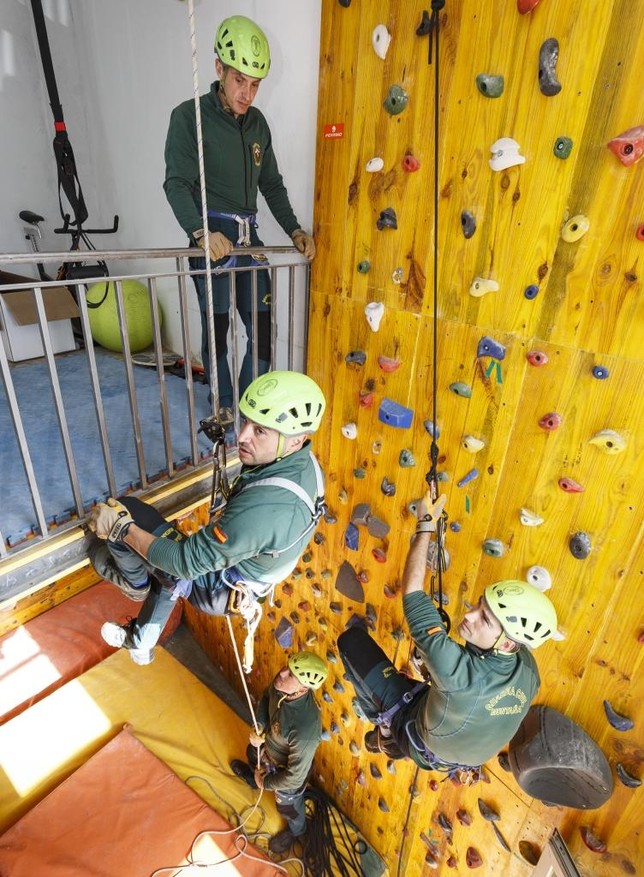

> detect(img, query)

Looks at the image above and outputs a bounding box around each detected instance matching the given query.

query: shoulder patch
[426,626,444,637]
[211,524,228,543]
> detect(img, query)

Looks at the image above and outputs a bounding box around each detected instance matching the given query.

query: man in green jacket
[338,493,558,782]
[88,371,325,667]
[231,652,327,855]
[164,15,315,420]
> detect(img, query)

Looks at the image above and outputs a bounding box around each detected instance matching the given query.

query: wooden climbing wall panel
[185,1,643,875]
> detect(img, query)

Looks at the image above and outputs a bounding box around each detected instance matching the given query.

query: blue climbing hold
[524,284,539,300]
[457,468,479,488]
[477,336,506,360]
[449,521,461,533]
[449,382,472,398]
[344,523,359,551]
[274,617,294,648]
[345,350,367,365]
[592,365,610,380]
[378,398,414,428]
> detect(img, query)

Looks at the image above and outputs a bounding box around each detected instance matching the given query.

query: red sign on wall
[323,123,344,139]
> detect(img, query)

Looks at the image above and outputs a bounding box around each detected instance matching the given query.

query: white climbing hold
[365,301,385,331]
[372,24,391,59]
[589,429,627,455]
[489,137,526,172]
[341,422,358,440]
[366,157,384,173]
[552,628,567,641]
[462,435,486,453]
[469,277,499,297]
[526,565,552,591]
[520,508,544,527]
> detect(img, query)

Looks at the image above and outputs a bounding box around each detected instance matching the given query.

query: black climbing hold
[569,531,591,559]
[461,210,477,239]
[381,477,396,496]
[492,824,511,852]
[616,763,642,788]
[437,813,453,838]
[335,561,364,601]
[376,207,398,230]
[538,38,562,96]
[497,752,511,771]
[416,10,432,35]
[477,799,500,822]
[338,0,351,6]
[603,700,634,732]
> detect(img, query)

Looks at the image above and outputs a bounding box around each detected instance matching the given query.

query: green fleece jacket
[164,81,300,238]
[147,443,322,585]
[397,591,540,767]
[256,685,321,792]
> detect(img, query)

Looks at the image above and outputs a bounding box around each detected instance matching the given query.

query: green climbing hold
[476,73,504,98]
[383,84,408,115]
[553,136,573,159]
[399,449,416,467]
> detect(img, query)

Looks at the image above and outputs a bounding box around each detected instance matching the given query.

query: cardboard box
[0,270,79,362]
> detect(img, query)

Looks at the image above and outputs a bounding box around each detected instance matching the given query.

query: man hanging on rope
[87,371,325,668]
[338,492,558,784]
[230,652,327,856]
[164,15,315,423]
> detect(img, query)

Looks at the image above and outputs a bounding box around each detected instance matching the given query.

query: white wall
[0,0,321,362]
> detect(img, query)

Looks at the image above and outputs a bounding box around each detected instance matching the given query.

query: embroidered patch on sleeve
[211,524,228,543]
[426,626,444,637]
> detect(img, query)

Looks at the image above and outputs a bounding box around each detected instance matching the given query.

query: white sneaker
[100,621,154,665]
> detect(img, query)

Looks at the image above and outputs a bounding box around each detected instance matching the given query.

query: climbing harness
[404,721,482,784]
[374,682,426,728]
[206,210,269,270]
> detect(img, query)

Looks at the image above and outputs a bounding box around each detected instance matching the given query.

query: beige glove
[249,729,265,748]
[193,229,233,262]
[88,498,134,542]
[415,492,447,534]
[291,228,316,260]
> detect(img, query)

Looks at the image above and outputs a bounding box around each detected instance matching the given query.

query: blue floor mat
[1,349,215,545]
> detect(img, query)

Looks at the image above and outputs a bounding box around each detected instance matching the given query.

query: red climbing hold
[607,125,644,167]
[372,547,387,563]
[558,477,584,493]
[517,0,542,12]
[580,826,607,854]
[526,350,548,366]
[402,153,421,172]
[538,412,562,431]
[466,847,483,869]
[378,355,402,373]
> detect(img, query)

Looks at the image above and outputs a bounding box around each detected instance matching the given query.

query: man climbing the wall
[164,15,315,423]
[230,651,327,855]
[338,493,558,784]
[87,371,325,668]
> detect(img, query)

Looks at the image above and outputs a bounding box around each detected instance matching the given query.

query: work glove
[193,229,233,262]
[291,228,316,260]
[249,729,265,748]
[88,498,134,542]
[415,492,447,534]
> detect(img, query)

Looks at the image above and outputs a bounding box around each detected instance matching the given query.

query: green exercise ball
[86,280,160,353]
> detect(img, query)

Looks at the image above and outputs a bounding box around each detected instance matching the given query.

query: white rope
[186,0,219,409]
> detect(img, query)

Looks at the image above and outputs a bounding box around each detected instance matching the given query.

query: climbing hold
[386,759,397,774]
[289,611,301,624]
[561,214,590,242]
[356,770,367,786]
[558,477,584,493]
[333,679,346,694]
[526,350,548,366]
[330,722,340,734]
[636,224,644,241]
[461,210,477,239]
[437,813,454,839]
[330,603,342,615]
[446,857,457,869]
[470,277,499,297]
[423,420,441,438]
[427,541,450,573]
[476,73,504,98]
[399,449,416,467]
[518,841,540,865]
[383,85,408,116]
[372,24,391,59]
[357,260,371,274]
[520,508,544,527]
[353,467,367,479]
[553,136,573,159]
[402,153,420,172]
[462,435,485,453]
[456,809,472,826]
[359,391,374,408]
[378,398,413,428]
[305,631,318,647]
[492,824,511,852]
[391,267,404,284]
[344,523,359,551]
[370,763,382,779]
[317,616,328,630]
[366,514,390,539]
[449,381,472,398]
[349,741,360,756]
[342,422,358,439]
[376,207,398,230]
[298,600,311,611]
[365,301,385,331]
[477,336,506,359]
[518,0,542,12]
[607,125,644,167]
[538,38,562,96]
[335,561,365,601]
[591,365,609,380]
[457,468,479,488]
[321,691,333,704]
[381,477,396,496]
[477,799,500,822]
[526,565,552,591]
[603,700,634,732]
[338,489,348,504]
[589,429,626,454]
[321,728,331,741]
[326,649,337,664]
[365,603,378,626]
[282,583,294,596]
[569,531,592,560]
[449,521,461,533]
[337,0,351,7]
[365,157,384,173]
[538,412,562,431]
[372,547,387,563]
[436,471,450,482]
[524,284,539,299]
[344,350,367,365]
[351,503,371,527]
[466,847,483,869]
[498,752,511,772]
[383,584,397,598]
[372,439,382,454]
[378,354,402,373]
[482,538,505,558]
[416,9,431,35]
[489,137,526,171]
[313,532,325,545]
[321,568,332,579]
[377,798,390,813]
[616,763,642,788]
[580,827,607,854]
[274,617,294,648]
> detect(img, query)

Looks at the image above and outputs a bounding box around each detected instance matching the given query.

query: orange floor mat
[0,581,181,725]
[0,727,281,877]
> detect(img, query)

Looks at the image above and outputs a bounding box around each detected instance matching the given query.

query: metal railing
[0,245,309,598]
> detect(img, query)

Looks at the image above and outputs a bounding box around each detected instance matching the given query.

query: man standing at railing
[87,371,325,667]
[164,15,315,424]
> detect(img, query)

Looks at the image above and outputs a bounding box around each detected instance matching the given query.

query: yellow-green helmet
[214,16,270,79]
[239,371,326,435]
[289,652,328,690]
[485,581,557,648]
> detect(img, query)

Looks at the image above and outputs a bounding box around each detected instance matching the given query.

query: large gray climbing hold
[476,74,504,98]
[461,211,477,239]
[569,531,592,559]
[539,38,562,96]
[335,561,365,602]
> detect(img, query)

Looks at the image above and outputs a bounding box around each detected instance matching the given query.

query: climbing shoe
[100,621,154,665]
[268,828,298,855]
[230,759,258,789]
[364,727,404,758]
[89,543,150,602]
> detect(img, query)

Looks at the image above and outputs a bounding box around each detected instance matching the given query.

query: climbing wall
[184,1,643,874]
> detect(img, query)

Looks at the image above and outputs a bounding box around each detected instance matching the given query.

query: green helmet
[239,371,326,435]
[485,581,557,648]
[214,16,270,79]
[289,652,328,690]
